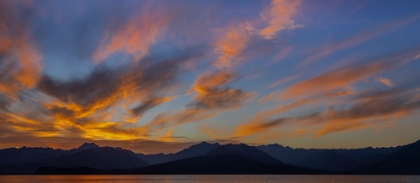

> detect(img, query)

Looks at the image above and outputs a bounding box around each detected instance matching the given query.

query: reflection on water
[0,175,419,183]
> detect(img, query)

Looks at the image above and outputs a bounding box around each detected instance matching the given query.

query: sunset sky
[1,0,420,154]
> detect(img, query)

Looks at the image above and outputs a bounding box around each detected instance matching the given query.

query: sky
[1,0,420,154]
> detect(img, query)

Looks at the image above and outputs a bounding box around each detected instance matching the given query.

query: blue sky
[1,0,420,153]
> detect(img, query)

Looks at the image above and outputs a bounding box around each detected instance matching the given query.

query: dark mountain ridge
[353,140,420,174]
[0,143,148,174]
[137,141,220,165]
[1,140,419,175]
[257,143,401,171]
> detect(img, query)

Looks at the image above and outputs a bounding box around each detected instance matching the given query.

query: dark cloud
[131,97,169,117]
[38,49,201,109]
[141,70,252,134]
[189,88,248,109]
[188,71,251,110]
[0,48,203,144]
[236,86,420,137]
[0,94,11,111]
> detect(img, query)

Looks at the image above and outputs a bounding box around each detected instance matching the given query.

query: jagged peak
[78,142,99,150]
[194,141,219,146]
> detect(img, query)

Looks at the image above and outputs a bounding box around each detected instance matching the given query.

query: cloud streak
[259,0,301,39]
[375,77,394,87]
[301,15,420,65]
[282,48,420,100]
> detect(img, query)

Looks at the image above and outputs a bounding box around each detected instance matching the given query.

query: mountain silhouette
[125,153,323,174]
[258,143,400,171]
[297,150,359,172]
[207,143,282,165]
[1,140,420,174]
[0,143,149,174]
[355,140,420,174]
[77,142,100,150]
[0,147,66,165]
[116,143,324,174]
[138,141,220,165]
[47,146,148,169]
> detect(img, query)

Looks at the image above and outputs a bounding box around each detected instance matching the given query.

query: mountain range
[0,140,419,175]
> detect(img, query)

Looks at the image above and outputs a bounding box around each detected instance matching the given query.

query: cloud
[302,15,420,65]
[20,49,201,141]
[326,90,355,97]
[235,84,420,139]
[0,133,197,154]
[142,109,219,134]
[214,28,249,68]
[143,70,253,134]
[235,99,313,136]
[92,5,171,63]
[300,87,420,137]
[282,62,392,99]
[265,99,314,116]
[131,97,175,117]
[316,121,366,137]
[0,0,43,97]
[235,118,290,137]
[267,74,299,88]
[189,71,251,110]
[259,0,301,39]
[281,48,420,100]
[375,77,394,87]
[258,92,276,104]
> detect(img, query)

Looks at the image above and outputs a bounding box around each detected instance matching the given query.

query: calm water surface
[0,175,419,183]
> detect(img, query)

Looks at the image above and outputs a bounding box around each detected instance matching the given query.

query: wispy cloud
[267,74,299,88]
[259,0,301,39]
[375,77,394,87]
[282,48,420,100]
[301,15,420,65]
[93,4,172,63]
[214,28,249,69]
[326,90,355,97]
[0,0,43,97]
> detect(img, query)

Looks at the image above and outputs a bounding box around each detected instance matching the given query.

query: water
[0,175,419,183]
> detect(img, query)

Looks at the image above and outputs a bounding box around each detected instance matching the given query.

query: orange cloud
[235,118,290,137]
[281,62,386,99]
[199,124,219,139]
[192,71,234,92]
[0,4,43,97]
[143,70,253,134]
[259,0,301,39]
[93,6,171,63]
[375,77,394,87]
[236,83,420,140]
[235,99,313,137]
[263,99,314,117]
[316,121,367,137]
[302,89,420,137]
[190,71,252,110]
[326,90,355,97]
[144,108,219,134]
[31,50,201,142]
[214,29,249,68]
